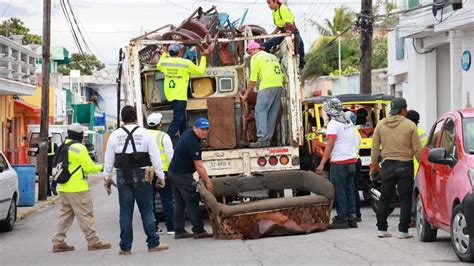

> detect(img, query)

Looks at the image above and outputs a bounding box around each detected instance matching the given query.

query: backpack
[52,140,82,184]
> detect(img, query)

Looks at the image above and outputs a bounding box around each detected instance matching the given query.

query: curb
[16,196,60,221]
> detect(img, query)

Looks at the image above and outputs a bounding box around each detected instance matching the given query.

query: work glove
[155,178,165,189]
[144,167,155,184]
[104,178,116,196]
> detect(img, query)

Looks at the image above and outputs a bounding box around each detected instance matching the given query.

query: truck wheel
[416,194,437,242]
[451,205,474,262]
[0,197,16,232]
[371,198,394,215]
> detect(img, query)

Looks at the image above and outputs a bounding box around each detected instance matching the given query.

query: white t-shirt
[326,120,361,163]
[104,125,165,179]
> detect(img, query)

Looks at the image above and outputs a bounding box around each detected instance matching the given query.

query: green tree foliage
[58,53,105,75]
[310,6,355,36]
[304,1,394,80]
[0,18,42,44]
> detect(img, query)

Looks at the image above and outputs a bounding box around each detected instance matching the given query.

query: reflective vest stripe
[161,62,188,68]
[48,144,55,156]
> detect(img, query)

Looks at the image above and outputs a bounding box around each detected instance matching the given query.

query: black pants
[168,172,204,234]
[376,160,414,233]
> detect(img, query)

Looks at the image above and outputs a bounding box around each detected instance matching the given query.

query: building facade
[388,0,472,132]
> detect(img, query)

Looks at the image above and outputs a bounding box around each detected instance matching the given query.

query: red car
[414,109,474,262]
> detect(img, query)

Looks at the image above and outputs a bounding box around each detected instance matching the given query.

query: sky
[0,0,362,67]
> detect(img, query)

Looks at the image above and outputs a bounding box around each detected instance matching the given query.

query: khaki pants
[52,191,100,245]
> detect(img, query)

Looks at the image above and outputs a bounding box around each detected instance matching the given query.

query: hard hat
[147,113,163,127]
[169,43,183,53]
[67,123,84,133]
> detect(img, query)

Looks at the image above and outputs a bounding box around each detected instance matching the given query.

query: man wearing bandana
[316,98,361,229]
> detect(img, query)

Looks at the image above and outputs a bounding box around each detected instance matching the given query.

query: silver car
[0,152,19,232]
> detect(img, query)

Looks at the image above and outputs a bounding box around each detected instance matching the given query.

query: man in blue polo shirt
[168,118,214,239]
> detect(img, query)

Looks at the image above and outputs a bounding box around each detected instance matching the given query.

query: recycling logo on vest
[169,80,176,89]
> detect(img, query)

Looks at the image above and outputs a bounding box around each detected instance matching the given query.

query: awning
[14,100,40,113]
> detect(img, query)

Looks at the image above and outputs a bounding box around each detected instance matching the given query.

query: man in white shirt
[147,112,175,235]
[316,98,361,229]
[103,106,169,255]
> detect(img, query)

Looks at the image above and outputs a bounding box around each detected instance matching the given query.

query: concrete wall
[436,44,451,116]
[462,31,474,108]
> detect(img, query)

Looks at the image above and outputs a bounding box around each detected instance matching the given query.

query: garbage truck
[120,6,304,178]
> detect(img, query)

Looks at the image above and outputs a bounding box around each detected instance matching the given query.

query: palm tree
[310,6,355,36]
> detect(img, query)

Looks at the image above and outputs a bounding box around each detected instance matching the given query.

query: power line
[0,0,13,19]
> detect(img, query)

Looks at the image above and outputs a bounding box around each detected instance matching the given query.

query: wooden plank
[207,96,236,149]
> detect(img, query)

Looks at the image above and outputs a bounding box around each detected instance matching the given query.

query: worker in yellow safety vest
[156,43,208,139]
[52,123,111,253]
[264,0,305,71]
[47,132,59,196]
[240,42,284,148]
[147,112,175,235]
[406,110,428,177]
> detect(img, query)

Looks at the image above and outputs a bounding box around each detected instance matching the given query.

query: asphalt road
[0,175,463,265]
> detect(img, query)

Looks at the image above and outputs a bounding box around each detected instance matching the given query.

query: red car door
[422,119,445,217]
[435,117,457,224]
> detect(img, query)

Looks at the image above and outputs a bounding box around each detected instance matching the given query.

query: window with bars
[396,29,405,60]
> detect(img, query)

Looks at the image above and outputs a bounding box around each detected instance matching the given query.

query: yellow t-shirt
[156,53,207,101]
[249,51,284,91]
[272,4,295,29]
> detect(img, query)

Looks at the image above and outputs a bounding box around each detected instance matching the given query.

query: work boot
[118,250,131,256]
[328,221,349,229]
[174,230,193,239]
[148,243,170,252]
[52,243,75,253]
[88,241,112,251]
[193,230,212,239]
[249,138,270,148]
[348,219,358,228]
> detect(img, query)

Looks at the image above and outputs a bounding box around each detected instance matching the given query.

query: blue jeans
[262,32,306,70]
[168,172,205,234]
[330,163,357,222]
[152,172,175,232]
[354,159,362,218]
[117,169,160,251]
[255,87,283,141]
[167,100,187,138]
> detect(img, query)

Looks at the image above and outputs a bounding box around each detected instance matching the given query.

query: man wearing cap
[147,112,175,235]
[156,44,208,139]
[52,123,111,253]
[315,98,361,229]
[104,106,169,255]
[240,42,284,148]
[168,118,213,239]
[370,98,422,239]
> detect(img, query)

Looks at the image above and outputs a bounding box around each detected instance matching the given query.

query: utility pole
[117,48,124,127]
[337,31,341,75]
[38,0,51,201]
[359,0,373,94]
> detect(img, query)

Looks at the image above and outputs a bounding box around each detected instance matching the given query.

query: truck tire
[416,194,437,242]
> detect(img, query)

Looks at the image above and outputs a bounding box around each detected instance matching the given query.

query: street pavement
[0,175,462,265]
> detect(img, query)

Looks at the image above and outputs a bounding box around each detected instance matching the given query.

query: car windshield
[463,118,474,154]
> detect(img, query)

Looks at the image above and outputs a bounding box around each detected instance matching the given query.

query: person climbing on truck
[264,0,305,71]
[240,42,284,148]
[156,43,208,139]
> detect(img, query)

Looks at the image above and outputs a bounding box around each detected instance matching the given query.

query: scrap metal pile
[134,6,268,67]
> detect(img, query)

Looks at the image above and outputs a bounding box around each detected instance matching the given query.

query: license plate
[208,160,233,171]
[360,156,371,166]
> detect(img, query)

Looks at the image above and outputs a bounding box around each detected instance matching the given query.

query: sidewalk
[16,174,103,221]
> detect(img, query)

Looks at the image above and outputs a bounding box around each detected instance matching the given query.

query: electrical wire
[0,0,13,19]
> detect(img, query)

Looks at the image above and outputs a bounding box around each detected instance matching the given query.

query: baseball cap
[169,43,183,53]
[389,97,407,115]
[147,112,163,127]
[406,110,420,125]
[246,42,261,52]
[67,123,84,133]
[194,118,210,129]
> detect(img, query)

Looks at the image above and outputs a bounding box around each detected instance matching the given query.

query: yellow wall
[23,87,55,115]
[0,96,14,151]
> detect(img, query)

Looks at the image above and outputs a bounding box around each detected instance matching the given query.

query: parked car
[0,151,19,232]
[414,109,474,262]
